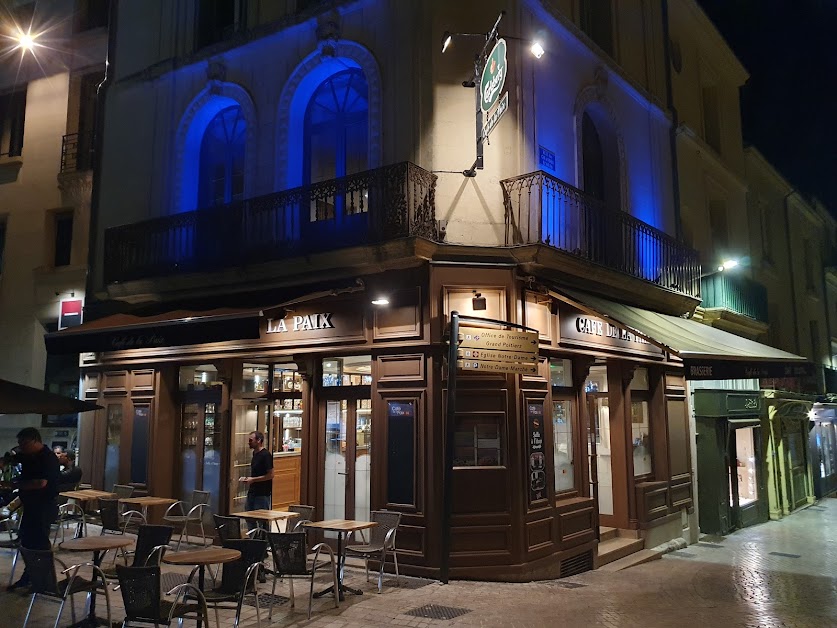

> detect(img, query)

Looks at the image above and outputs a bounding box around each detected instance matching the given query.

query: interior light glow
[441,32,452,53]
[371,297,390,306]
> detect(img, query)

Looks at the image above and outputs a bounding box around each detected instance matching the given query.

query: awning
[0,378,102,415]
[45,307,264,354]
[554,289,814,380]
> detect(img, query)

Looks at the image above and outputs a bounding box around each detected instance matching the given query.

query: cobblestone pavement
[3,499,837,627]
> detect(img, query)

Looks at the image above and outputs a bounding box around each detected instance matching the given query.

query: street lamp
[717,259,739,272]
[16,30,36,53]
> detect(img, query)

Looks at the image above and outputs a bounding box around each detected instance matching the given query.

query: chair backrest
[288,504,315,520]
[213,514,243,544]
[116,564,162,622]
[132,525,174,567]
[113,484,135,499]
[369,510,402,547]
[99,497,122,532]
[218,538,268,594]
[191,490,211,508]
[266,532,308,576]
[20,548,59,595]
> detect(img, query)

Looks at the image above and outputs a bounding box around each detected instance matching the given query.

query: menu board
[387,401,415,506]
[526,401,546,504]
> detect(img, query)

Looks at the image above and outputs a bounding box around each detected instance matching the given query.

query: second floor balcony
[103,162,437,284]
[501,171,701,299]
[60,132,95,173]
[700,272,769,323]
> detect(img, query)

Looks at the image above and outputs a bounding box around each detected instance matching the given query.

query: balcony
[103,162,437,285]
[700,273,768,322]
[60,132,95,173]
[501,171,701,299]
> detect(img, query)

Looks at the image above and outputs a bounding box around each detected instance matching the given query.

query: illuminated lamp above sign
[58,298,84,330]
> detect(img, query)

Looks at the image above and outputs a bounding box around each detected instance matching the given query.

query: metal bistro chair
[20,547,112,628]
[0,507,22,586]
[103,524,173,583]
[266,531,338,620]
[163,490,211,550]
[191,538,267,628]
[52,502,87,544]
[213,514,264,543]
[116,564,210,628]
[100,497,147,535]
[345,510,402,593]
[287,505,315,532]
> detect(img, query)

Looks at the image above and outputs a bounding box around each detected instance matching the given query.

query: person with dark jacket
[56,450,83,492]
[2,427,60,590]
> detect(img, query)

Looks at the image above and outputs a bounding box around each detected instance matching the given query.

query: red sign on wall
[58,298,83,330]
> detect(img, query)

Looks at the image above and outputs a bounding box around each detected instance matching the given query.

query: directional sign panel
[458,327,538,354]
[457,359,538,375]
[457,348,537,363]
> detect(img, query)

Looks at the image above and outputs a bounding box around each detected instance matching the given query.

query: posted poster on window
[526,401,546,504]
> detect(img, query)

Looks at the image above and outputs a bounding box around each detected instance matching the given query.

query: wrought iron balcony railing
[103,162,437,284]
[700,272,768,322]
[501,171,701,298]
[60,132,95,173]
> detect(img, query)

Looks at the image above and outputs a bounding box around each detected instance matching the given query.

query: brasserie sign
[266,312,334,334]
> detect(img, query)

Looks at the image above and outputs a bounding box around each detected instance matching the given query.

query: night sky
[697,0,837,213]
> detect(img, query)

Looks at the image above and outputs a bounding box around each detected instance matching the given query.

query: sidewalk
[3,499,837,627]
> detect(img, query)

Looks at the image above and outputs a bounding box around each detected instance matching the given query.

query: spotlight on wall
[472,292,487,311]
[716,259,740,272]
[371,296,390,306]
[530,41,545,59]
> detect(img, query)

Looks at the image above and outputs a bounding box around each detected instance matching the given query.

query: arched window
[304,69,369,185]
[198,104,246,207]
[582,112,605,202]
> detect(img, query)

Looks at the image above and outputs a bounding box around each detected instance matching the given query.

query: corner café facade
[47,265,810,581]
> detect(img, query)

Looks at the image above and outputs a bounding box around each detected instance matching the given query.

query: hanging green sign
[480,38,508,114]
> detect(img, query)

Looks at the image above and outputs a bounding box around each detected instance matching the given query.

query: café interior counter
[272,451,301,510]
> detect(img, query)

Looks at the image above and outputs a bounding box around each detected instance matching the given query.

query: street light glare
[722,259,739,270]
[15,30,37,53]
[530,41,545,59]
[442,32,452,54]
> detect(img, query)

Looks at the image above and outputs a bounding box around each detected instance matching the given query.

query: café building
[48,264,809,580]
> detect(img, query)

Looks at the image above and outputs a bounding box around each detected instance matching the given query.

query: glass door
[587,393,613,519]
[179,398,222,515]
[230,400,270,513]
[323,398,372,525]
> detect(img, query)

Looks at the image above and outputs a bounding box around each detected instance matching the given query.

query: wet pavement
[2,498,836,627]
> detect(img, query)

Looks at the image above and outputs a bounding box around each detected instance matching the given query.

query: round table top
[60,536,134,551]
[163,547,241,566]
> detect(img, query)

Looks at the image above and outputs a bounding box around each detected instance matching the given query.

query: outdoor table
[60,489,117,501]
[119,495,178,520]
[163,547,241,628]
[231,509,299,532]
[60,535,133,627]
[303,519,378,601]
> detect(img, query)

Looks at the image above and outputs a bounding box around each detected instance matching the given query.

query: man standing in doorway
[239,431,274,527]
[4,428,60,590]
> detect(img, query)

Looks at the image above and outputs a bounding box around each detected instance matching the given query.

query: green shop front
[695,389,768,535]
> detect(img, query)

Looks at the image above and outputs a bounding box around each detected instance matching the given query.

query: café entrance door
[323,398,372,523]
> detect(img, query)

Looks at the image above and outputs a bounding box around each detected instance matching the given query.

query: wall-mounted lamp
[371,296,390,306]
[530,41,545,59]
[472,291,487,311]
[716,259,739,272]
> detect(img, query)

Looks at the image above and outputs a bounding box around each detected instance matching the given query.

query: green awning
[555,289,813,380]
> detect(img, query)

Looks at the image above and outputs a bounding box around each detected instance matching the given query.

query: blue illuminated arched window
[198,104,246,207]
[304,69,369,185]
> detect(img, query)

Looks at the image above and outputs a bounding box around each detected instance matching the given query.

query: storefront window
[585,365,608,392]
[242,363,269,393]
[549,359,573,387]
[322,355,372,387]
[821,423,836,478]
[454,415,503,466]
[273,364,303,393]
[552,400,574,492]
[734,427,758,506]
[272,398,304,453]
[631,401,652,476]
[103,404,122,491]
[179,364,219,391]
[629,367,649,391]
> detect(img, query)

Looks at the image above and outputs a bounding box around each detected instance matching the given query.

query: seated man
[56,451,82,492]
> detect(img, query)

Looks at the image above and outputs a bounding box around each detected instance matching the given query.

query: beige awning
[554,289,813,380]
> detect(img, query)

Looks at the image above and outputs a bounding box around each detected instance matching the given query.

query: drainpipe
[783,190,802,355]
[84,0,119,315]
[661,0,683,243]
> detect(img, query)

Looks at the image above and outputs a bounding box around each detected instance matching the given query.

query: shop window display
[631,401,652,476]
[322,356,372,387]
[454,416,504,467]
[552,400,574,492]
[734,427,758,506]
